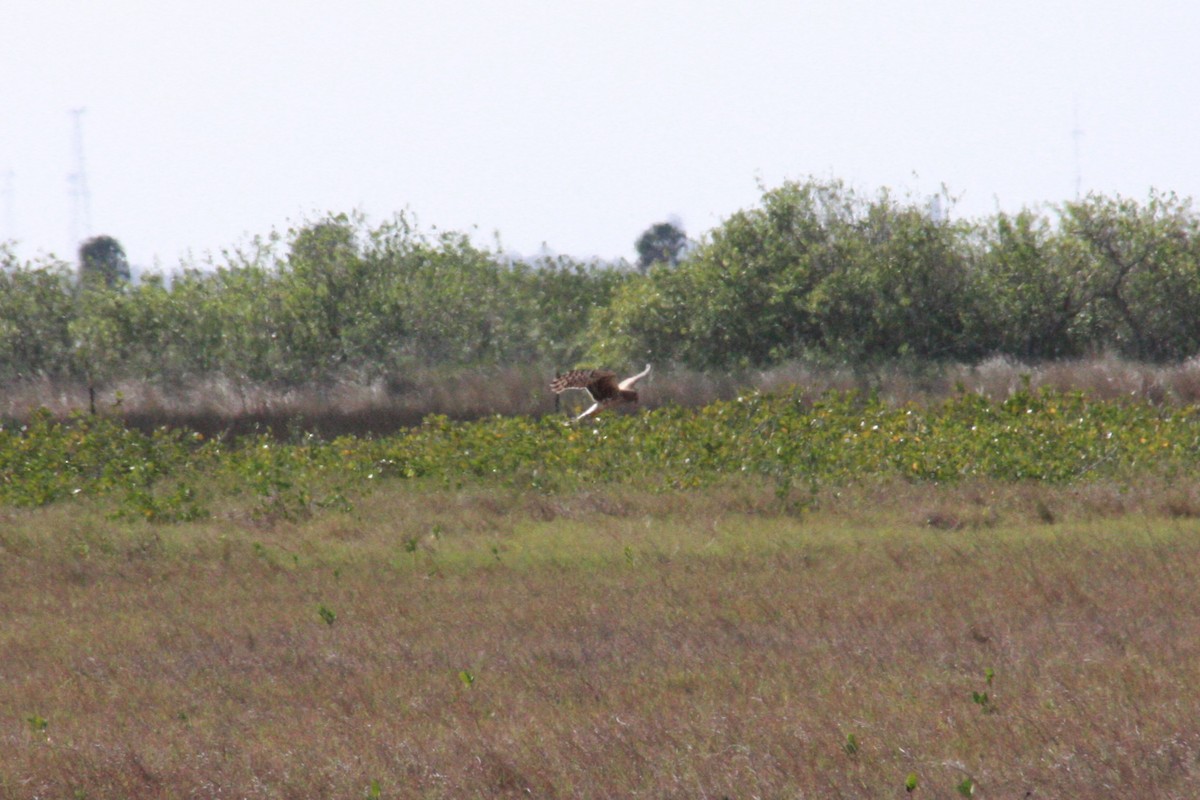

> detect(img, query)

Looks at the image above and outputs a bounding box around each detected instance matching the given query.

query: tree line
[592,180,1200,369]
[2,178,1200,390]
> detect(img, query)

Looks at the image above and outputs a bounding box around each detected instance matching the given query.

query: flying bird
[550,364,652,423]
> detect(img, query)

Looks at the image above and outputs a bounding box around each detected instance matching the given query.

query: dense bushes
[0,215,625,386]
[587,182,1200,369]
[3,181,1200,389]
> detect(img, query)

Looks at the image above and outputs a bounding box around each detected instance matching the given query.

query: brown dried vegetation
[3,481,1200,798]
[9,354,1200,438]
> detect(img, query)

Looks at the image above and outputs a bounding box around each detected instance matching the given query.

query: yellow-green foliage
[4,388,1200,518]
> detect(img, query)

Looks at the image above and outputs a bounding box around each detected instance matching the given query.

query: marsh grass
[4,480,1200,797]
[10,355,1200,437]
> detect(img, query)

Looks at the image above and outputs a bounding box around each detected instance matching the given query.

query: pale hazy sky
[3,1,1199,271]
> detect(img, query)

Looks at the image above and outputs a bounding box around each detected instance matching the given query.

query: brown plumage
[550,364,652,423]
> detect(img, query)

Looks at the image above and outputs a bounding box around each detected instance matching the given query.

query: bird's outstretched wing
[618,364,652,391]
[550,369,619,401]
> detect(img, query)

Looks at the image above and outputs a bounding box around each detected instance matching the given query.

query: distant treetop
[78,235,130,288]
[635,221,688,273]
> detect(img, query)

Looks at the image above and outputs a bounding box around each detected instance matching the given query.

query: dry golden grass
[3,480,1200,798]
[9,354,1200,437]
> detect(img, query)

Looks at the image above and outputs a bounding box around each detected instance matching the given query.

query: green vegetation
[5,177,1200,796]
[77,234,131,290]
[5,180,1200,395]
[0,214,624,389]
[4,388,1200,796]
[3,387,1200,521]
[591,182,1200,367]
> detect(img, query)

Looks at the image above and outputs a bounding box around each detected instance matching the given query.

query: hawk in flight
[550,364,652,423]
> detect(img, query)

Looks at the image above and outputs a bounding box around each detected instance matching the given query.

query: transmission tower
[1071,103,1084,200]
[68,108,92,247]
[1,169,13,242]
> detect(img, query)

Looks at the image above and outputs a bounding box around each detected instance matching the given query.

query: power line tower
[68,108,92,247]
[1,169,14,243]
[1071,103,1084,200]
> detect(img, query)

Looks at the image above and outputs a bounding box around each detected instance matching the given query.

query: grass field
[4,479,1200,798]
[8,354,1200,438]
